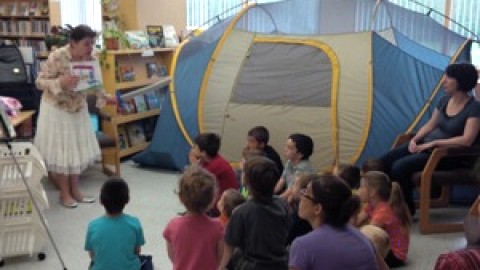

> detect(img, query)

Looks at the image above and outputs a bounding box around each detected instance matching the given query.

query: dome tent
[133,0,471,171]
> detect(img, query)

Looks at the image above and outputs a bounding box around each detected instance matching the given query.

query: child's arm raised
[274,177,286,194]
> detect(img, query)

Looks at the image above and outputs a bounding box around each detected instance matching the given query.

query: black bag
[0,44,28,84]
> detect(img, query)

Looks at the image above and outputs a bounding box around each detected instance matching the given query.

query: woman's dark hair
[289,133,314,160]
[194,133,220,158]
[248,126,270,145]
[100,177,130,214]
[243,156,279,202]
[310,174,360,228]
[445,63,478,92]
[178,165,217,214]
[70,24,97,42]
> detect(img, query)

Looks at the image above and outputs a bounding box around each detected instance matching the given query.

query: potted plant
[45,24,73,51]
[103,27,128,50]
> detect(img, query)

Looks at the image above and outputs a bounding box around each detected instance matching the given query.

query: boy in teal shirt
[85,177,145,270]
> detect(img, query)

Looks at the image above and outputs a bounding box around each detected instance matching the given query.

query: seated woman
[380,63,480,215]
[289,174,382,270]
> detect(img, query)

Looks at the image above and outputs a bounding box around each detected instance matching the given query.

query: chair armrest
[392,133,414,148]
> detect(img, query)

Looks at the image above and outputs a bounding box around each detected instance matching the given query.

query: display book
[69,61,103,93]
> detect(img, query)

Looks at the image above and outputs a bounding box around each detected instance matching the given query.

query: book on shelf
[70,61,103,93]
[115,90,136,114]
[163,25,179,48]
[29,2,38,15]
[133,95,148,112]
[146,25,165,48]
[18,2,29,16]
[144,90,161,110]
[142,117,157,141]
[146,62,168,79]
[0,3,5,16]
[6,2,17,16]
[117,63,135,82]
[126,123,146,146]
[117,125,130,150]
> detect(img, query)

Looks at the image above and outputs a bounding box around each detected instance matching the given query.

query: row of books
[116,62,168,83]
[3,39,47,51]
[118,118,157,150]
[0,1,49,17]
[117,87,166,115]
[0,20,50,35]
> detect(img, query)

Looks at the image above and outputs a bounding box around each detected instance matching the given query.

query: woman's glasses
[299,188,317,203]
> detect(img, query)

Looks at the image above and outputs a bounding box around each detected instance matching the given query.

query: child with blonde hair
[163,165,224,270]
[357,171,411,268]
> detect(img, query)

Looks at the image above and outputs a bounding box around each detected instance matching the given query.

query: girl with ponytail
[357,171,411,268]
[289,174,380,270]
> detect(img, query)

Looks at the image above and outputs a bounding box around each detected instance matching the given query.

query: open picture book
[70,61,103,93]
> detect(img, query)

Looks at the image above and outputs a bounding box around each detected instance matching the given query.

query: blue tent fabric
[356,33,448,165]
[132,39,219,170]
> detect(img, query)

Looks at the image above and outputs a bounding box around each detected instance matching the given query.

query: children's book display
[162,25,179,47]
[70,61,103,92]
[145,62,168,79]
[126,123,146,146]
[117,63,135,82]
[146,25,165,48]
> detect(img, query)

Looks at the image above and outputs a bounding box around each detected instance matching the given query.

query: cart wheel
[0,260,4,267]
[37,253,46,261]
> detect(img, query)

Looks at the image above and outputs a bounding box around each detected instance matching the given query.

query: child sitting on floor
[219,156,292,270]
[217,189,246,226]
[357,171,411,268]
[85,177,145,270]
[163,165,224,270]
[334,163,361,190]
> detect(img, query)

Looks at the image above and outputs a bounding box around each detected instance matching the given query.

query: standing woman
[380,63,480,215]
[35,25,114,208]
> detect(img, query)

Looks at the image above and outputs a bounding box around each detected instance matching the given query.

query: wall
[137,0,186,34]
[49,0,61,25]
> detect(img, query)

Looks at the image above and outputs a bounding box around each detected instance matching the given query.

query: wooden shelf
[0,15,49,19]
[119,142,149,157]
[0,33,46,39]
[116,109,160,125]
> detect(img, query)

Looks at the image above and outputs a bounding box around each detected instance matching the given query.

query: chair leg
[419,177,463,234]
[430,186,450,208]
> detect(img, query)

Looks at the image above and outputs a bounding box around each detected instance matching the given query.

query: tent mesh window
[232,43,332,107]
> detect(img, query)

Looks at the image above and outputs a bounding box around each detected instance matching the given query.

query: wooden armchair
[86,95,120,176]
[393,134,480,234]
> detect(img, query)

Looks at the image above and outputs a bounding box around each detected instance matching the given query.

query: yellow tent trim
[254,36,341,163]
[406,38,472,134]
[169,39,194,146]
[198,4,255,133]
[351,33,373,164]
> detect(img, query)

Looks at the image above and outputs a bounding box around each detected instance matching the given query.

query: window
[60,0,102,32]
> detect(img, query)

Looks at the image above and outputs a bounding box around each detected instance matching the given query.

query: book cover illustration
[146,25,164,48]
[145,62,168,79]
[133,95,148,112]
[144,90,160,110]
[117,63,135,82]
[70,61,103,92]
[126,123,146,146]
[117,125,130,149]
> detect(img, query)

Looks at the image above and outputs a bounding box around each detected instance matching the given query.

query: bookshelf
[0,0,51,53]
[100,47,175,158]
